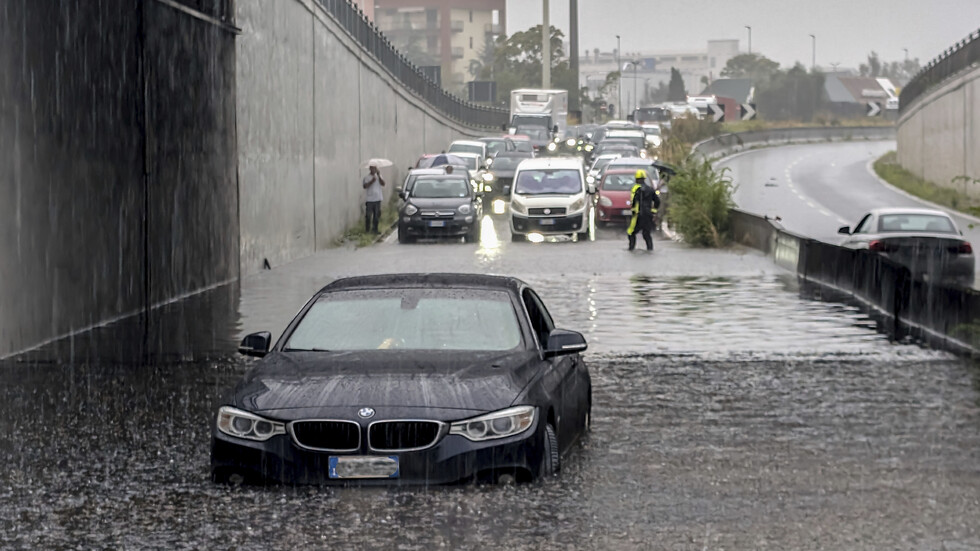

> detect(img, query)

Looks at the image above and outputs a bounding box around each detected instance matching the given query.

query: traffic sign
[707,103,725,123]
[740,103,757,121]
[866,101,881,117]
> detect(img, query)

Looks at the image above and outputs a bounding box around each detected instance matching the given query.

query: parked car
[592,140,643,160]
[509,157,594,242]
[838,208,974,286]
[211,273,592,485]
[596,169,640,225]
[397,174,482,243]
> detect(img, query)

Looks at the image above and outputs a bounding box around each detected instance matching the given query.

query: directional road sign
[707,103,725,123]
[740,103,757,121]
[866,101,881,117]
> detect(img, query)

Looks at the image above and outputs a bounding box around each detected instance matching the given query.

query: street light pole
[903,48,909,62]
[809,34,816,71]
[569,0,580,113]
[633,61,638,113]
[745,26,751,54]
[616,35,621,119]
[542,0,551,89]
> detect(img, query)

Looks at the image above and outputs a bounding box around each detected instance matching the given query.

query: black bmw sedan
[211,274,592,485]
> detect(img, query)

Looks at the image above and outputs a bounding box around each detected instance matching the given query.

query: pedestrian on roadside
[627,169,660,251]
[363,165,385,233]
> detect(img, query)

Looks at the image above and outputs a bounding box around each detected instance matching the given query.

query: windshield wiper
[284,347,332,352]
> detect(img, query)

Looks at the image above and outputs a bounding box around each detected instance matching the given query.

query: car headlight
[458,203,472,215]
[584,144,594,152]
[404,204,418,216]
[486,157,493,166]
[649,136,662,148]
[449,406,536,442]
[547,143,557,152]
[482,173,494,182]
[599,195,613,207]
[569,196,586,212]
[566,138,577,147]
[510,199,527,215]
[217,406,286,442]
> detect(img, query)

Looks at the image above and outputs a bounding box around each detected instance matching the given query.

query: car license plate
[328,456,399,479]
[427,220,446,228]
[621,209,633,216]
[539,219,556,226]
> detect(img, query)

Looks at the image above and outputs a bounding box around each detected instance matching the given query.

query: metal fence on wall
[314,0,508,129]
[900,27,980,114]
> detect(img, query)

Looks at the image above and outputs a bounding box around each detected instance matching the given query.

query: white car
[450,152,489,191]
[509,157,594,242]
[448,140,489,161]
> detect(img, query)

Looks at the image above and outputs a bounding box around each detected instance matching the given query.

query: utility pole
[569,0,580,113]
[632,62,638,113]
[903,48,909,62]
[616,35,621,119]
[542,0,551,89]
[745,26,751,54]
[809,34,816,71]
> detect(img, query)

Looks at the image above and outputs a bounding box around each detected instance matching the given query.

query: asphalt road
[723,141,980,265]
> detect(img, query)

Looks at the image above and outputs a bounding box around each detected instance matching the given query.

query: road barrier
[693,126,896,159]
[900,26,980,115]
[314,0,508,128]
[730,209,980,356]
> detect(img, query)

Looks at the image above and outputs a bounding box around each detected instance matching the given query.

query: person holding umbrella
[362,159,391,234]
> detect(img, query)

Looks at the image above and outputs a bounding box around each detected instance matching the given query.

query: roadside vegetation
[665,157,736,247]
[337,200,400,248]
[873,152,980,219]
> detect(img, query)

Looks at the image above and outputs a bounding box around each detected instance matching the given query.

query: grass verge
[666,156,736,247]
[873,152,980,220]
[336,200,400,248]
[721,117,894,134]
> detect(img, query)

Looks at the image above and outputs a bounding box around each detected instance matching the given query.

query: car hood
[233,350,539,414]
[599,190,632,206]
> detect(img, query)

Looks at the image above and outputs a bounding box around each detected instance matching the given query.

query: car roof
[516,157,584,170]
[408,168,450,175]
[450,140,485,147]
[608,157,654,165]
[870,207,952,217]
[321,273,527,293]
[453,152,482,159]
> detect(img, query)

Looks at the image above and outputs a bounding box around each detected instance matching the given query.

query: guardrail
[730,209,980,356]
[900,27,980,114]
[314,0,508,128]
[692,126,896,159]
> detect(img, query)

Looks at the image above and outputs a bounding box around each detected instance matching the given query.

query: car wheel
[511,232,524,243]
[465,227,480,243]
[539,423,560,478]
[397,228,413,244]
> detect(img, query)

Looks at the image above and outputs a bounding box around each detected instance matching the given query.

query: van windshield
[514,169,582,195]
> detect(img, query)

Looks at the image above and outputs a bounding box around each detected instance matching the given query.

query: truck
[508,89,568,142]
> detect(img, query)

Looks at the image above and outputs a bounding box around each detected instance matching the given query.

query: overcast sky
[506,0,979,70]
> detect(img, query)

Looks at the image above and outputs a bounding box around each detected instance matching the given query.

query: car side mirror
[553,125,559,134]
[544,329,588,358]
[238,331,272,358]
[838,226,851,235]
[398,191,407,200]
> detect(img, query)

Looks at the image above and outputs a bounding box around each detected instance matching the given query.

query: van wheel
[511,232,524,242]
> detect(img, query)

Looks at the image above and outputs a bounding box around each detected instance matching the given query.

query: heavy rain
[2,0,979,549]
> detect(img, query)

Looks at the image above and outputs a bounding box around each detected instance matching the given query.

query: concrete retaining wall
[897,66,980,200]
[693,126,896,160]
[236,0,483,274]
[0,1,239,358]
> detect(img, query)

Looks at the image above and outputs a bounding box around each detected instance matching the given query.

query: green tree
[478,25,576,107]
[667,68,687,101]
[720,53,781,85]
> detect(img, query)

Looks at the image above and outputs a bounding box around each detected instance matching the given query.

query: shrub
[666,156,736,247]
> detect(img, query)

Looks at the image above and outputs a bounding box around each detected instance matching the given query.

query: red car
[596,169,640,225]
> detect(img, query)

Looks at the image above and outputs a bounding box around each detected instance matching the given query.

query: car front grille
[420,211,455,218]
[368,421,444,451]
[528,207,567,216]
[290,420,361,451]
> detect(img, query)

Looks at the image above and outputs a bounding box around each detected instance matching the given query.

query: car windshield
[611,164,659,183]
[482,140,508,155]
[515,169,582,195]
[591,157,617,172]
[449,143,483,155]
[511,115,550,128]
[605,133,646,149]
[512,141,533,152]
[454,157,478,171]
[602,174,635,191]
[491,156,525,170]
[642,126,661,136]
[516,127,549,140]
[877,214,956,233]
[411,178,470,199]
[285,289,522,352]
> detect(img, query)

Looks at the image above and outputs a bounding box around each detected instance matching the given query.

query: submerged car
[397,174,482,243]
[838,208,974,286]
[211,274,592,485]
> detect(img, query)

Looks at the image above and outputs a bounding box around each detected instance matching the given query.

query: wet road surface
[2,211,979,550]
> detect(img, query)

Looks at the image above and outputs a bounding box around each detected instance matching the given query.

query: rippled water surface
[2,224,978,549]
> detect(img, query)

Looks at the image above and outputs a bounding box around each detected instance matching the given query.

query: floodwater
[2,216,978,550]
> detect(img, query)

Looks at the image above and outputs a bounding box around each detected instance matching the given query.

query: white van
[509,157,594,242]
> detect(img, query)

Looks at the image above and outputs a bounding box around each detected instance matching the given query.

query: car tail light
[956,241,973,254]
[869,240,898,253]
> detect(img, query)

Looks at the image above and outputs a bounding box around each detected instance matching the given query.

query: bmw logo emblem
[358,407,376,419]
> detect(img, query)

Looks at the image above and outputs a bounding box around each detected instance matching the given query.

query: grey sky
[507,0,979,70]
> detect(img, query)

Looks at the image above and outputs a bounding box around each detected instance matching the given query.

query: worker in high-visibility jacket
[627,169,661,251]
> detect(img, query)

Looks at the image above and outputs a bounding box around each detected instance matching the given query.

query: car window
[449,144,483,155]
[514,169,582,195]
[853,214,872,234]
[602,174,635,191]
[490,156,525,171]
[411,178,470,199]
[878,214,956,233]
[521,289,555,347]
[286,289,522,352]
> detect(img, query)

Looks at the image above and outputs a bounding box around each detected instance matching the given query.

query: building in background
[351,0,374,20]
[374,0,506,93]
